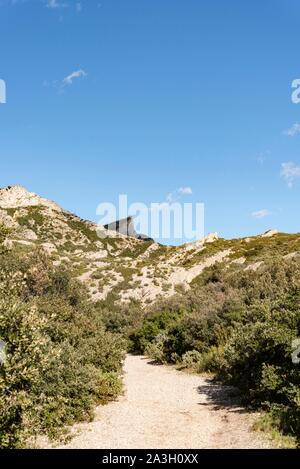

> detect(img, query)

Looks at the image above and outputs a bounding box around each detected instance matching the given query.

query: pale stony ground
[44,355,272,449]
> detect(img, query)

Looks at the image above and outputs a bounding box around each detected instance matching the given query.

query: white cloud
[178,186,193,195]
[0,0,68,9]
[75,2,81,12]
[257,150,271,165]
[283,123,300,137]
[152,186,194,211]
[165,187,193,204]
[62,69,87,86]
[44,69,87,92]
[280,162,300,188]
[251,209,272,219]
[47,0,65,8]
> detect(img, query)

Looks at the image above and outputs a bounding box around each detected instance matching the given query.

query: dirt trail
[53,355,271,449]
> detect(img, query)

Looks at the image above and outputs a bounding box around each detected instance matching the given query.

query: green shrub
[218,320,300,440]
[145,333,168,364]
[129,307,185,354]
[181,350,202,368]
[0,232,126,448]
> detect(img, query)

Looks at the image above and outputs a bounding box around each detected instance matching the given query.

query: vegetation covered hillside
[2,187,300,310]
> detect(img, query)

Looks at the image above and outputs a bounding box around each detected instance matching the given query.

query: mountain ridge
[1,185,299,306]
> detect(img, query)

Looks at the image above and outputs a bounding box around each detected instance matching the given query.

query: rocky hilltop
[1,185,299,306]
[0,185,62,212]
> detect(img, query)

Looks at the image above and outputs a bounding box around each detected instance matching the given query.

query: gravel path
[54,355,271,449]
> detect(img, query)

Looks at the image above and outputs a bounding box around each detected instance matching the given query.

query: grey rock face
[104,216,153,242]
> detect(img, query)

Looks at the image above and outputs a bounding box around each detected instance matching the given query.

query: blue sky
[0,0,300,244]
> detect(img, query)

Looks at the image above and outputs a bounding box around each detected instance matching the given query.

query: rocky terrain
[1,185,300,306]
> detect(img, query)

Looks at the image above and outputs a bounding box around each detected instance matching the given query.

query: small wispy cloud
[1,0,66,8]
[62,69,87,86]
[75,2,81,12]
[166,187,193,204]
[280,162,300,188]
[46,0,67,9]
[257,150,270,165]
[283,122,300,137]
[151,186,194,211]
[43,69,87,93]
[251,209,272,219]
[178,186,193,195]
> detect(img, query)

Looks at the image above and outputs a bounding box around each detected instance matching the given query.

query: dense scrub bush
[97,300,143,337]
[0,226,125,448]
[219,316,300,438]
[130,259,300,444]
[144,333,169,364]
[129,308,186,354]
[180,350,202,368]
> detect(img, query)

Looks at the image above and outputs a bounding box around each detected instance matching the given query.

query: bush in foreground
[0,227,125,448]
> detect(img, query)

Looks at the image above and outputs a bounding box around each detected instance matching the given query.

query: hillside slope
[1,185,300,305]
